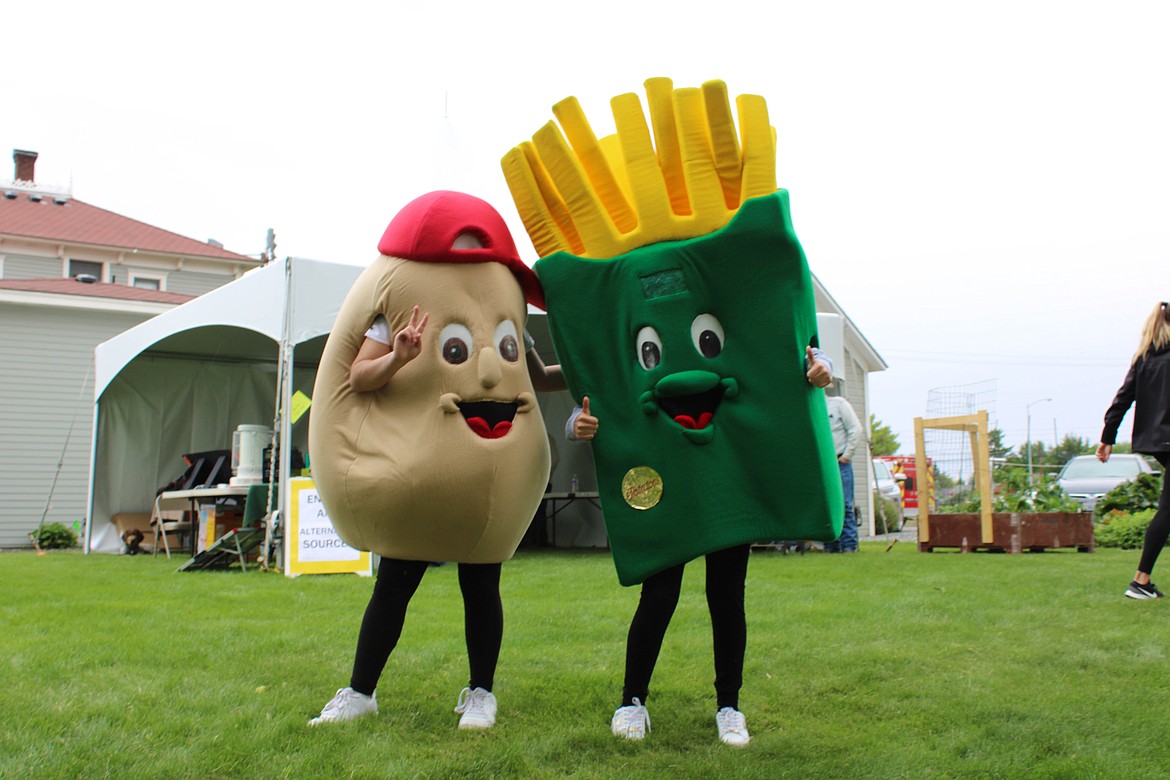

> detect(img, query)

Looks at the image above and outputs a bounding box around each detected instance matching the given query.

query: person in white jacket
[823,389,863,553]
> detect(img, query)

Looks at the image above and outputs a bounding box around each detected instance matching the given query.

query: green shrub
[32,522,79,550]
[1094,472,1164,519]
[873,493,903,534]
[1094,509,1158,549]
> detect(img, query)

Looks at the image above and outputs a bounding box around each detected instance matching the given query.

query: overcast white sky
[4,0,1167,455]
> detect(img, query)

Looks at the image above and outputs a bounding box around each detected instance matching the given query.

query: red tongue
[673,412,713,430]
[466,417,513,439]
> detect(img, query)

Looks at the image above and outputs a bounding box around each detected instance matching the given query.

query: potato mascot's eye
[495,320,520,363]
[636,326,663,370]
[690,314,724,358]
[439,323,474,365]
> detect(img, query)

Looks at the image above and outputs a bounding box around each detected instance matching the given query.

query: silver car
[1056,454,1159,511]
[872,458,904,531]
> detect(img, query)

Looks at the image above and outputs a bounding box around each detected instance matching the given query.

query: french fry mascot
[502,78,843,745]
[307,191,556,729]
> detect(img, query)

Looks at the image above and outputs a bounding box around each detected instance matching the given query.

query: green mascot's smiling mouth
[639,371,740,445]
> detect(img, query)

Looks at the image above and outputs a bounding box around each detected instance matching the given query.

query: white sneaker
[716,706,750,746]
[611,698,651,740]
[454,686,498,729]
[308,687,377,726]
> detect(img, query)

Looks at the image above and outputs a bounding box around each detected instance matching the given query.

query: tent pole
[277,258,296,573]
[277,336,294,573]
[280,258,296,574]
[261,377,281,571]
[84,396,102,554]
[262,258,294,570]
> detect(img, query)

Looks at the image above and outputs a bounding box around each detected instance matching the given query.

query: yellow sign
[285,478,371,577]
[289,391,312,424]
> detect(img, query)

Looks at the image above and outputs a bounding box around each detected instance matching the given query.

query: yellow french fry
[501,145,565,258]
[737,94,777,200]
[672,87,728,234]
[610,91,673,230]
[522,141,584,255]
[702,80,743,211]
[644,77,690,217]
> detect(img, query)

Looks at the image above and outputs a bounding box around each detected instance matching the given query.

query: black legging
[1137,454,1170,576]
[349,559,503,696]
[621,544,750,711]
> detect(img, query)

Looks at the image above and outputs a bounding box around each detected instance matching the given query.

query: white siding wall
[0,302,151,547]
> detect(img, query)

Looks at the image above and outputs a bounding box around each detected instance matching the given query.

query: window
[132,277,162,291]
[68,260,103,279]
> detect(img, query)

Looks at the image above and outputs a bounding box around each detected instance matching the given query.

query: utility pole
[1026,397,1053,488]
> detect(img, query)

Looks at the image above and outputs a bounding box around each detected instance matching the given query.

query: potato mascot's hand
[392,306,429,366]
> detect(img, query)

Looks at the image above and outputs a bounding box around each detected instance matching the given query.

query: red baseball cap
[377,190,545,310]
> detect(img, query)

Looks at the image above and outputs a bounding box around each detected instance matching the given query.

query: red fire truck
[877,455,934,517]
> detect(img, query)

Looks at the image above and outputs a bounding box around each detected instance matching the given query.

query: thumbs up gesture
[573,396,599,441]
[805,346,832,388]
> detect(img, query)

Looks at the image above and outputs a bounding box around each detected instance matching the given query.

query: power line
[881,349,1120,367]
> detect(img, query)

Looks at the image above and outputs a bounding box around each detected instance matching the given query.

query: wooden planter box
[919,512,1094,553]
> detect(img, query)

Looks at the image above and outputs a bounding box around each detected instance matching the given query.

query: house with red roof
[0,149,263,548]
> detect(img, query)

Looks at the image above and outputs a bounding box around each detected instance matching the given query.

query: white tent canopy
[85,257,362,553]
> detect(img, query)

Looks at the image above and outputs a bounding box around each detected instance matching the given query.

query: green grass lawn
[3,542,1169,779]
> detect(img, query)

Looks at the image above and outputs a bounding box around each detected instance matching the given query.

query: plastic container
[230,424,271,486]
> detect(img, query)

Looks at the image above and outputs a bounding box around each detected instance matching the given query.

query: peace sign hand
[392,305,430,365]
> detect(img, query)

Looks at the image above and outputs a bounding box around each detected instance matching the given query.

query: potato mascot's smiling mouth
[439,392,536,440]
[457,400,519,439]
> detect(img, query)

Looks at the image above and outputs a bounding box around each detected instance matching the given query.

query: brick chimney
[14,149,38,183]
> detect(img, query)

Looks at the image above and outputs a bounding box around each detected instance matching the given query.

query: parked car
[1056,454,1159,511]
[872,458,904,532]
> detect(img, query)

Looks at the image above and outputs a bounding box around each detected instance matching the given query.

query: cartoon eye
[636,326,662,370]
[495,320,520,363]
[439,323,473,365]
[691,314,724,358]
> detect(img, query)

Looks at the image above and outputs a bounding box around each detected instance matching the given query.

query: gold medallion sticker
[621,466,663,510]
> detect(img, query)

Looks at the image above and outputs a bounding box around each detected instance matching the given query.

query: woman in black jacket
[1098,301,1170,599]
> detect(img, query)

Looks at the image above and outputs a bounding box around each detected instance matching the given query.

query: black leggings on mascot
[349,559,502,696]
[622,543,750,711]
